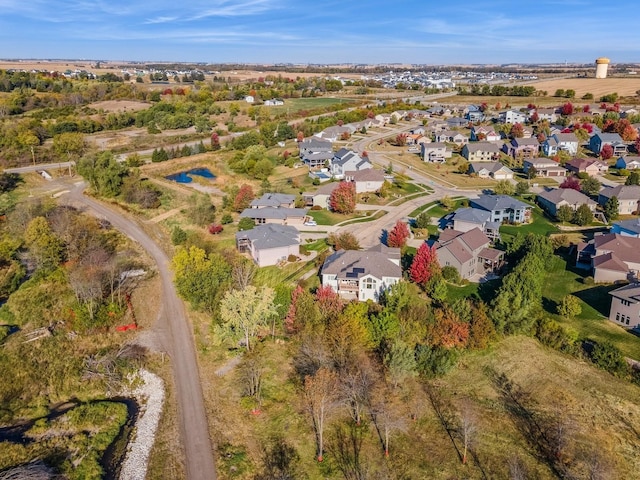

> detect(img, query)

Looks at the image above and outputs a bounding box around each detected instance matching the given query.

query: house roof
[235,224,299,250]
[609,283,640,302]
[618,156,640,166]
[306,182,339,196]
[537,188,596,206]
[333,148,365,167]
[321,246,402,280]
[565,158,604,170]
[240,207,308,220]
[436,228,492,264]
[451,207,491,225]
[346,169,386,182]
[469,162,512,175]
[512,137,539,147]
[470,194,531,212]
[594,233,640,264]
[599,185,640,201]
[250,193,296,208]
[553,132,579,143]
[423,142,448,149]
[592,252,629,273]
[300,137,332,151]
[594,132,624,143]
[612,218,640,235]
[525,158,563,168]
[464,142,501,153]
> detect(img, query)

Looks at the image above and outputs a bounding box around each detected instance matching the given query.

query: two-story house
[615,156,640,170]
[235,224,300,267]
[331,148,372,179]
[445,207,501,241]
[503,137,540,159]
[499,109,528,124]
[299,137,334,169]
[598,185,640,215]
[577,233,640,283]
[589,133,628,156]
[523,158,567,177]
[541,132,580,156]
[564,158,608,177]
[470,195,532,224]
[321,244,402,302]
[470,126,501,142]
[435,228,504,280]
[421,142,452,162]
[536,188,597,218]
[461,142,501,162]
[608,284,640,329]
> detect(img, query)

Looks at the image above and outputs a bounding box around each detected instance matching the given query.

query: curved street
[62,182,216,480]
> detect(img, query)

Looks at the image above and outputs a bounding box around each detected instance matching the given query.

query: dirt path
[62,181,216,480]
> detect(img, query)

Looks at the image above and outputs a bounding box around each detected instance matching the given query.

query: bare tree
[508,456,528,480]
[304,367,339,462]
[339,354,378,426]
[457,401,478,465]
[369,386,407,458]
[232,257,256,291]
[239,350,264,413]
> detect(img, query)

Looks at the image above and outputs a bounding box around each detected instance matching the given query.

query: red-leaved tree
[329,181,356,214]
[583,104,591,113]
[284,285,304,334]
[395,133,408,146]
[409,243,440,285]
[210,132,220,150]
[601,144,614,160]
[560,102,574,115]
[315,285,343,320]
[208,223,223,235]
[387,221,410,248]
[560,176,581,191]
[510,123,524,138]
[233,184,255,212]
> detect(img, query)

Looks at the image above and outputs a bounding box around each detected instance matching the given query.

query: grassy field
[269,97,359,114]
[500,205,559,238]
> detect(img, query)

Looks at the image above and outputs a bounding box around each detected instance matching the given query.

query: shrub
[221,214,233,224]
[441,266,461,284]
[287,254,298,263]
[589,340,629,377]
[557,295,582,317]
[208,223,223,235]
[237,217,255,231]
[171,226,187,245]
[311,205,323,210]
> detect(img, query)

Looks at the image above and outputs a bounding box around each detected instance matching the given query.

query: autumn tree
[427,306,470,349]
[580,176,601,196]
[387,220,410,248]
[510,122,524,138]
[219,285,278,351]
[327,231,360,251]
[601,143,614,160]
[24,217,64,271]
[315,285,344,322]
[329,181,356,214]
[559,176,581,191]
[210,132,221,150]
[409,243,440,286]
[395,133,408,146]
[233,184,255,212]
[304,367,339,462]
[494,179,515,196]
[560,102,574,116]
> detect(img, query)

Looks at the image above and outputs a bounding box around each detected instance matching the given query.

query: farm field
[531,77,640,98]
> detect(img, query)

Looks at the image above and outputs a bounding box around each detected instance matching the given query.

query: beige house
[598,185,640,215]
[536,188,597,217]
[461,142,501,162]
[345,169,386,193]
[608,283,640,328]
[421,142,452,162]
[235,224,300,267]
[321,244,402,302]
[435,228,504,280]
[523,158,567,178]
[302,182,339,209]
[565,158,608,177]
[468,162,514,180]
[577,233,640,283]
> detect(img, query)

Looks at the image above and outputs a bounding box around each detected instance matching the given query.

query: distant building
[595,57,610,79]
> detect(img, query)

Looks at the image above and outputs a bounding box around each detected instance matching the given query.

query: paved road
[62,181,216,480]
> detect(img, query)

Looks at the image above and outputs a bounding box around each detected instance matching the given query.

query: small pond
[166,167,216,183]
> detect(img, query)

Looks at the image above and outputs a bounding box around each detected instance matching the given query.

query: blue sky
[0,0,638,64]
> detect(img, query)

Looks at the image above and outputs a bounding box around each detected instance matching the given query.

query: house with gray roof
[598,185,640,215]
[421,142,451,162]
[498,109,528,124]
[468,162,514,180]
[609,283,640,328]
[235,224,300,267]
[445,207,501,241]
[589,133,627,156]
[541,132,579,156]
[345,169,386,193]
[523,158,567,177]
[470,195,532,224]
[611,218,640,237]
[302,182,339,209]
[299,137,333,169]
[536,188,597,218]
[435,228,504,280]
[250,193,296,209]
[321,244,402,302]
[503,137,539,159]
[577,233,640,283]
[240,207,308,226]
[461,142,501,162]
[615,156,640,170]
[331,148,372,179]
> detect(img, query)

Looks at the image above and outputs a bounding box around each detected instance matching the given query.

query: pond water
[166,167,216,183]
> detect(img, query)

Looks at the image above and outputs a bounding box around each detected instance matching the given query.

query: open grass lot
[269,96,359,114]
[500,203,559,238]
[531,77,640,99]
[195,333,640,480]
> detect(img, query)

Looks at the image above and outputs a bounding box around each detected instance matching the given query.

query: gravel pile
[119,369,165,480]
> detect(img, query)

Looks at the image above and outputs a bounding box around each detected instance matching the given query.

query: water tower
[595,57,610,79]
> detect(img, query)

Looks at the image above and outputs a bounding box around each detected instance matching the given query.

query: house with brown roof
[321,244,402,302]
[598,185,640,215]
[523,158,567,177]
[503,137,540,159]
[435,228,504,280]
[461,142,501,162]
[577,233,640,283]
[537,188,597,218]
[608,283,640,328]
[344,169,386,193]
[565,158,608,177]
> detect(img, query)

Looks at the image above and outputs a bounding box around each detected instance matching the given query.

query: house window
[626,317,630,325]
[616,312,621,322]
[363,278,377,290]
[621,299,631,307]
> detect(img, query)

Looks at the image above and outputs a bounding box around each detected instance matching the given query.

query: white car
[304,220,317,226]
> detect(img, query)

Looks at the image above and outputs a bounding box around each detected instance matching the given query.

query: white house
[331,148,372,178]
[235,224,300,267]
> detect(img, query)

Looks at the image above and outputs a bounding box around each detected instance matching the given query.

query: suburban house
[445,207,501,241]
[250,193,296,209]
[608,284,640,328]
[503,137,539,159]
[470,195,532,224]
[523,158,567,177]
[447,117,469,128]
[611,218,640,237]
[331,148,372,178]
[435,130,468,145]
[465,105,485,122]
[468,162,514,180]
[435,228,504,280]
[470,126,501,142]
[235,224,300,267]
[320,244,402,302]
[541,132,580,156]
[302,182,339,209]
[615,156,640,170]
[406,133,428,146]
[577,233,640,283]
[598,185,640,215]
[421,142,452,162]
[344,169,386,193]
[534,108,558,123]
[461,142,501,162]
[241,192,307,226]
[536,188,597,218]
[315,125,355,142]
[564,158,608,177]
[299,137,334,169]
[263,98,284,106]
[499,109,528,124]
[589,133,628,156]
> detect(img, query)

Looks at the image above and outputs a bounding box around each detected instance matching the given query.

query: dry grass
[531,77,640,99]
[89,100,150,113]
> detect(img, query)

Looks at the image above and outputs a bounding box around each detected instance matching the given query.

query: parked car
[304,220,317,226]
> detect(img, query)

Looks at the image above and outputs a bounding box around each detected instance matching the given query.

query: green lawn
[500,206,559,238]
[409,197,467,218]
[339,210,387,226]
[306,209,352,225]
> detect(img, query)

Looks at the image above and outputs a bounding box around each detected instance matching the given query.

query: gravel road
[63,181,216,480]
